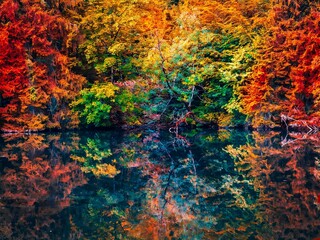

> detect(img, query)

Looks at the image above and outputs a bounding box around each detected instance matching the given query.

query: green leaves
[71,83,118,126]
[71,81,146,126]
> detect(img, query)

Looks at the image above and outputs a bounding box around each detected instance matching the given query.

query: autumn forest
[1,1,320,239]
[1,0,319,132]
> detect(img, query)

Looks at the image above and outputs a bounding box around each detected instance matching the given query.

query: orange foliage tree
[0,0,86,132]
[242,1,320,128]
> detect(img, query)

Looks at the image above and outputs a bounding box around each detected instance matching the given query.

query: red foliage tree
[242,1,320,128]
[0,0,86,132]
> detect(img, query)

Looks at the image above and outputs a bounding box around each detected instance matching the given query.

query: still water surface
[0,129,319,239]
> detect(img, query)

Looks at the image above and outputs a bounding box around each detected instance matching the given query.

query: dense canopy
[0,0,319,131]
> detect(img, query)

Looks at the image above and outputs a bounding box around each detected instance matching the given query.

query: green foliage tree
[71,82,145,126]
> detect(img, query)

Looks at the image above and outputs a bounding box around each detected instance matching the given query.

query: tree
[0,0,86,131]
[242,1,320,128]
[137,0,266,127]
[78,0,152,82]
[71,81,146,126]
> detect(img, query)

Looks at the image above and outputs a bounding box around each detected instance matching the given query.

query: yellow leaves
[176,10,200,30]
[218,129,231,141]
[217,113,233,127]
[102,57,117,69]
[199,31,215,44]
[108,43,126,55]
[203,113,216,122]
[70,155,86,163]
[205,135,214,142]
[203,112,232,126]
[138,48,161,73]
[90,163,120,178]
[81,0,144,47]
[127,117,142,126]
[89,82,119,99]
[83,44,98,64]
[182,74,203,86]
[29,87,38,102]
[224,97,241,113]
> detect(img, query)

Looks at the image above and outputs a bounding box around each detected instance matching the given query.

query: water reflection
[0,133,87,239]
[0,130,319,239]
[228,131,320,239]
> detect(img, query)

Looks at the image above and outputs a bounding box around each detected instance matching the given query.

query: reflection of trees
[227,131,320,239]
[121,130,265,239]
[66,131,145,239]
[70,133,120,178]
[71,130,264,239]
[5,130,318,239]
[0,133,87,239]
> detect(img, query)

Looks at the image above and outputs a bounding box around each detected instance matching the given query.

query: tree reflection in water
[0,133,87,239]
[228,131,320,240]
[0,130,319,239]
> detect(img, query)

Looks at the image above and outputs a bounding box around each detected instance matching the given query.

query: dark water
[0,129,320,240]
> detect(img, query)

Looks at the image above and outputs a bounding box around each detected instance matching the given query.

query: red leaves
[0,0,85,131]
[0,0,19,22]
[242,3,320,127]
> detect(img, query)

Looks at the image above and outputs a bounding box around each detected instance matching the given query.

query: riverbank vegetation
[0,0,319,132]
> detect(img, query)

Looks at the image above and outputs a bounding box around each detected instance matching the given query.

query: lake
[0,129,319,239]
